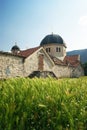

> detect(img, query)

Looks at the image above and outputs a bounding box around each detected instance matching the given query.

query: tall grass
[0,77,87,130]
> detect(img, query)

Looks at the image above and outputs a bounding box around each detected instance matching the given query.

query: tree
[83,62,87,76]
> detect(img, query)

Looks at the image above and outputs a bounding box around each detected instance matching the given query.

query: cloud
[78,16,87,26]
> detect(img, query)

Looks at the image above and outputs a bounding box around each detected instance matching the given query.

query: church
[0,33,84,79]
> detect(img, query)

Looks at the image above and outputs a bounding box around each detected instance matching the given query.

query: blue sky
[0,0,87,51]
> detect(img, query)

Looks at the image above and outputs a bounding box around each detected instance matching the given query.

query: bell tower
[11,43,20,54]
[40,34,67,60]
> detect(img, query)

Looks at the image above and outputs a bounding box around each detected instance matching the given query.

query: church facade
[0,34,84,79]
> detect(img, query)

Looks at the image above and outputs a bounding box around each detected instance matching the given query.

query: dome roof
[11,45,20,52]
[40,34,66,46]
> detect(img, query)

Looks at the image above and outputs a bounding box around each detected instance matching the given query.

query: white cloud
[78,16,87,26]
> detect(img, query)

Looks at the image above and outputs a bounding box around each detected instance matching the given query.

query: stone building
[0,33,84,79]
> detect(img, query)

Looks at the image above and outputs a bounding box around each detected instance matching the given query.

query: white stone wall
[41,50,54,71]
[23,52,39,77]
[43,55,53,71]
[0,53,24,79]
[23,50,54,76]
[0,50,84,79]
[24,50,73,78]
[53,65,84,78]
[71,65,84,77]
[53,65,71,78]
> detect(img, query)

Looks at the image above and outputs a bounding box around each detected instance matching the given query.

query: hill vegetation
[0,77,87,130]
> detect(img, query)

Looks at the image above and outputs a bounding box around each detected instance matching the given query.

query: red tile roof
[50,55,80,67]
[64,55,79,61]
[17,46,40,58]
[63,55,80,67]
[50,56,66,66]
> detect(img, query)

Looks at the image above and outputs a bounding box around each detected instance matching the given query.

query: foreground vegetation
[0,77,87,130]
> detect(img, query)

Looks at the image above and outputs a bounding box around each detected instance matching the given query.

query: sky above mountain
[0,0,87,51]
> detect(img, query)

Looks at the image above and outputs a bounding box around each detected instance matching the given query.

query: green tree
[83,62,87,76]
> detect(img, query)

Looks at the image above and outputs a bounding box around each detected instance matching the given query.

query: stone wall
[23,52,39,77]
[53,65,71,78]
[0,53,24,79]
[0,50,54,78]
[42,52,54,71]
[0,50,84,79]
[23,50,54,77]
[24,51,72,78]
[53,64,84,78]
[71,65,84,78]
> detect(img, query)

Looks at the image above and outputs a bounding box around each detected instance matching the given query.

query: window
[56,47,61,52]
[59,47,61,52]
[46,48,50,52]
[56,47,58,52]
[48,48,50,52]
[46,48,48,52]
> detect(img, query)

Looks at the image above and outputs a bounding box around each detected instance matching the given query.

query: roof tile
[17,46,40,58]
[63,55,80,67]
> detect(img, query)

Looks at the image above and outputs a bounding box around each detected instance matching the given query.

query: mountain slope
[67,49,87,63]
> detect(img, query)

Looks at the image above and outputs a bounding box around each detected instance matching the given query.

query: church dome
[40,34,65,46]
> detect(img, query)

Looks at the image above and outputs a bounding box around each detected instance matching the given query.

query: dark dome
[40,34,65,46]
[11,45,20,51]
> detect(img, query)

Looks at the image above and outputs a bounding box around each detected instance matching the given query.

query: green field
[0,77,87,130]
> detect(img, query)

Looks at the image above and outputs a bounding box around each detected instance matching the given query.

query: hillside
[67,49,87,63]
